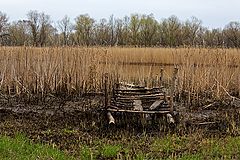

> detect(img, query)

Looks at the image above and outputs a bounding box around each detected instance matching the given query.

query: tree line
[0,10,240,48]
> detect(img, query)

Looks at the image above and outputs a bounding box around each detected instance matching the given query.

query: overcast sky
[0,0,240,29]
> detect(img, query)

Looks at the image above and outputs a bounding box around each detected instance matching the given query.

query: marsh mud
[0,95,240,153]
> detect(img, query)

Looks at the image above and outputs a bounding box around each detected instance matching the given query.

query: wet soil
[0,95,239,155]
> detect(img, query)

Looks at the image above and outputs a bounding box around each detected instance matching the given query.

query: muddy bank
[0,95,240,154]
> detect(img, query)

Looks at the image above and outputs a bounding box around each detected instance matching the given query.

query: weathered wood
[133,100,143,111]
[118,82,145,89]
[142,100,161,104]
[111,101,133,106]
[109,75,178,117]
[115,89,146,93]
[115,96,165,101]
[115,93,164,99]
[107,108,170,114]
[115,93,163,98]
[107,112,115,124]
[111,104,132,109]
[115,88,160,92]
[149,100,164,110]
[166,113,175,124]
[108,106,120,110]
[110,103,133,109]
[115,91,162,96]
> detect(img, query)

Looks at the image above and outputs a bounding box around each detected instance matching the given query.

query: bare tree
[0,11,10,45]
[39,12,52,46]
[0,11,9,33]
[182,17,202,46]
[1,11,240,48]
[26,10,52,46]
[26,11,39,46]
[139,14,158,46]
[8,20,30,46]
[75,14,95,46]
[57,15,73,46]
[108,15,115,46]
[94,18,110,45]
[160,15,182,47]
[129,14,141,46]
[114,18,124,46]
[223,21,240,48]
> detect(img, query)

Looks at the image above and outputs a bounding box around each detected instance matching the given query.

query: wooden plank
[111,101,133,106]
[111,104,133,109]
[111,102,133,109]
[133,100,143,111]
[110,105,166,111]
[142,96,165,100]
[113,98,164,104]
[149,100,164,110]
[115,88,160,92]
[116,89,148,93]
[115,91,163,96]
[166,113,175,124]
[118,82,161,90]
[107,108,171,114]
[107,112,115,124]
[115,97,160,101]
[115,95,165,100]
[118,82,145,89]
[142,100,160,104]
[115,93,164,99]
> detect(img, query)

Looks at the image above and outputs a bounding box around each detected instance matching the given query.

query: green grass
[87,134,240,159]
[80,133,240,160]
[0,134,73,160]
[100,144,122,158]
[148,134,240,159]
[1,133,240,160]
[80,146,93,160]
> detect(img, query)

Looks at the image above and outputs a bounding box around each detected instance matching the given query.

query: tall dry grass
[107,47,240,106]
[0,46,239,105]
[0,47,110,97]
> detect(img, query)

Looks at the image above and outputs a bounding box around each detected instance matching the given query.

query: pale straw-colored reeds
[0,46,239,105]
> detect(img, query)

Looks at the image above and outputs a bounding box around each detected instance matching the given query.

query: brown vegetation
[0,47,239,107]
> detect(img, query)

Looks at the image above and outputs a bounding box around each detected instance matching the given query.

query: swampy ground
[0,95,240,159]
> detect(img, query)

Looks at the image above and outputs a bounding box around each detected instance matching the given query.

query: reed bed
[0,46,239,106]
[0,47,110,97]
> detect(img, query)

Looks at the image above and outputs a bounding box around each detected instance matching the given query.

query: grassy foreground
[0,134,74,160]
[1,133,240,160]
